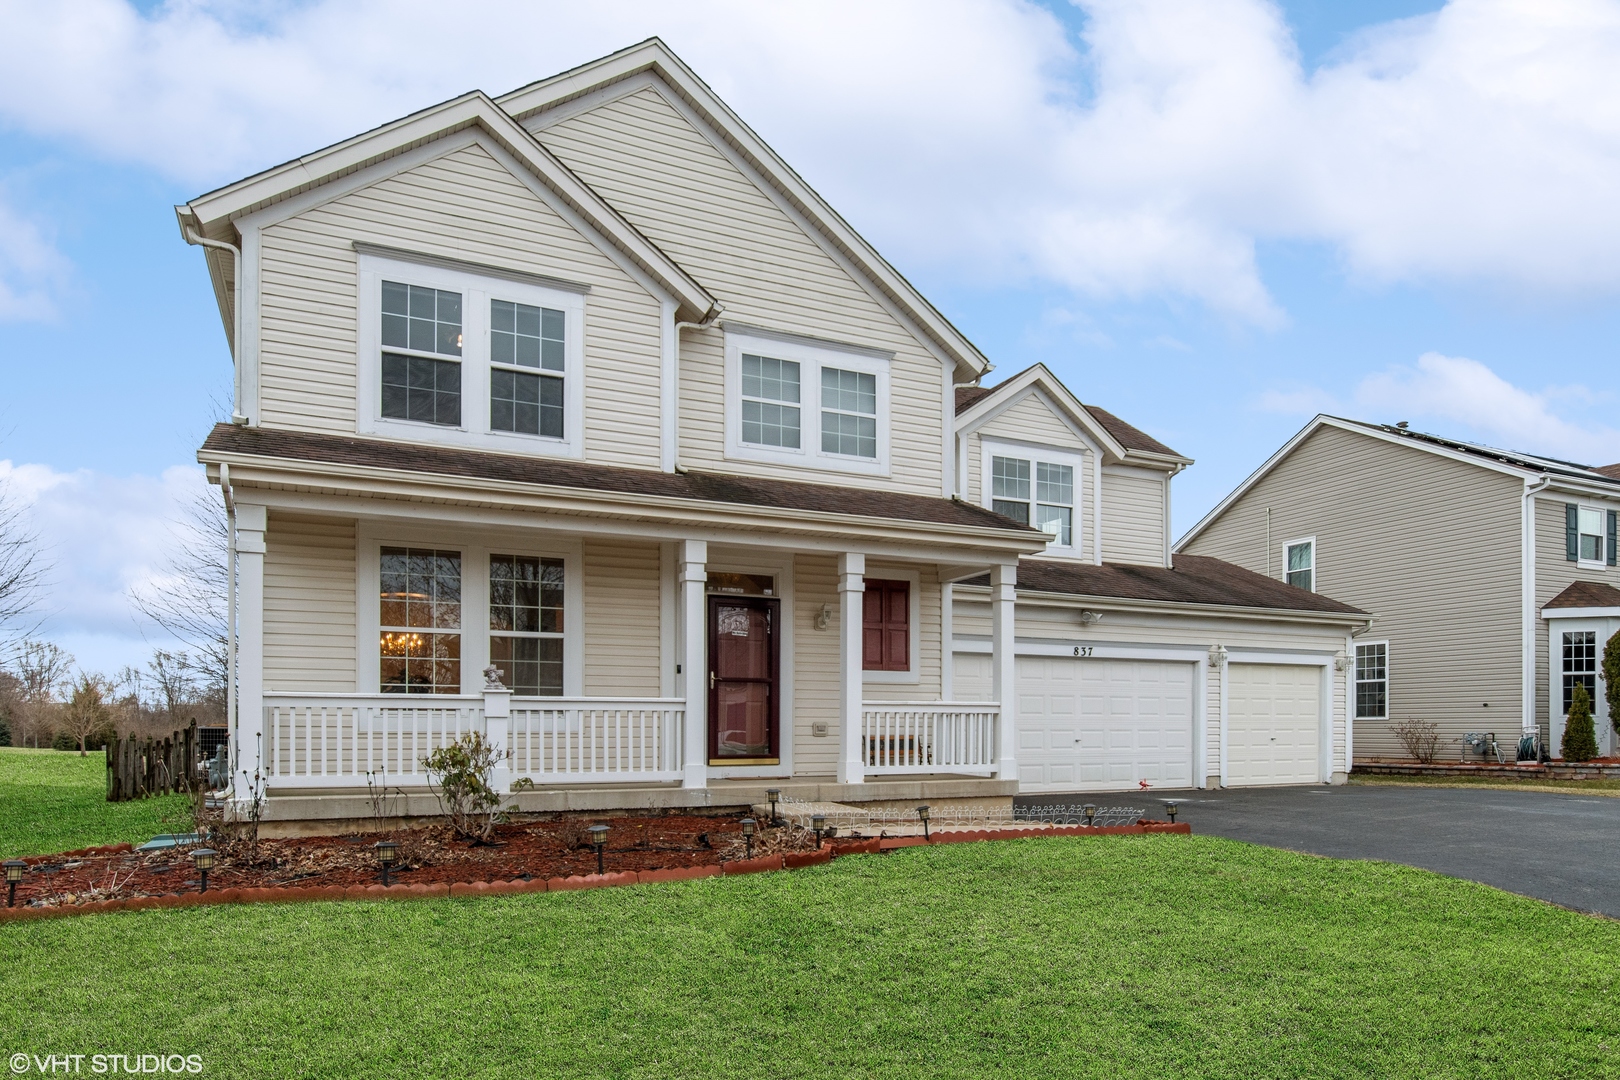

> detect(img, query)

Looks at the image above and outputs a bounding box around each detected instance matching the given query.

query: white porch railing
[262,694,683,788]
[508,700,684,784]
[861,702,1000,776]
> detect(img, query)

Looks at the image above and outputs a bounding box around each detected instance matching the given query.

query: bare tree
[131,488,228,702]
[144,649,198,727]
[60,673,112,756]
[0,477,45,652]
[7,639,73,747]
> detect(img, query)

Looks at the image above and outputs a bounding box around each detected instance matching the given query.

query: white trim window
[489,554,565,696]
[1284,537,1315,591]
[724,329,891,476]
[980,439,1083,556]
[1354,641,1388,720]
[1563,630,1598,714]
[379,547,463,694]
[358,252,585,456]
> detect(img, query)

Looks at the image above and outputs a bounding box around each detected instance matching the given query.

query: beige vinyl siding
[964,390,1097,561]
[535,86,946,496]
[257,140,667,470]
[1183,425,1523,760]
[1532,495,1620,746]
[264,514,357,693]
[792,555,840,776]
[581,539,663,697]
[1100,468,1167,566]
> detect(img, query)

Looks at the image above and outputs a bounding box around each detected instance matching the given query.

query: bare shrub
[421,732,510,843]
[1391,719,1441,764]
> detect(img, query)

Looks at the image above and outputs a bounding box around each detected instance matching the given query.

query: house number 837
[1072,646,1093,657]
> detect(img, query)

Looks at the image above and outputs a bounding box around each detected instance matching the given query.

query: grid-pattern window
[1578,506,1605,562]
[1355,643,1388,720]
[991,456,1031,525]
[741,354,801,448]
[821,367,877,458]
[489,554,564,696]
[381,281,463,427]
[490,300,564,438]
[1286,541,1314,591]
[1035,462,1074,545]
[1564,631,1597,715]
[379,547,462,694]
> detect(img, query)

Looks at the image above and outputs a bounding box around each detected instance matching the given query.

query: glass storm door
[708,596,780,764]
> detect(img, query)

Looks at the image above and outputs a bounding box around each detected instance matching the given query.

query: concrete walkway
[1018,783,1620,917]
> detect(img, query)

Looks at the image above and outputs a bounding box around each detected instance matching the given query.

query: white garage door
[1016,656,1195,793]
[1227,663,1321,786]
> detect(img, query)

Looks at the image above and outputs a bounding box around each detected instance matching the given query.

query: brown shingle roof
[955,386,993,412]
[1597,464,1620,481]
[1544,580,1620,610]
[200,424,1039,534]
[953,375,1182,457]
[963,554,1365,615]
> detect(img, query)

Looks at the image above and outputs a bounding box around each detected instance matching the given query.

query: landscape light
[766,788,782,827]
[375,839,400,886]
[1162,800,1180,824]
[191,848,216,893]
[916,804,931,841]
[588,824,610,875]
[740,818,757,860]
[811,814,827,849]
[1083,804,1098,827]
[4,860,25,907]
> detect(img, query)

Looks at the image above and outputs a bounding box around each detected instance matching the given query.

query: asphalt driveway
[1018,783,1620,917]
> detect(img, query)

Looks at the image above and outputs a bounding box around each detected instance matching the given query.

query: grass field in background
[1353,773,1620,796]
[2,835,1617,1079]
[0,747,191,859]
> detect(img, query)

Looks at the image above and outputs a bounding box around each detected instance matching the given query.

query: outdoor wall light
[1161,800,1181,823]
[588,824,610,875]
[191,848,217,893]
[4,860,25,907]
[916,804,931,841]
[811,814,827,849]
[766,788,782,827]
[740,817,757,860]
[374,839,400,886]
[1082,804,1098,827]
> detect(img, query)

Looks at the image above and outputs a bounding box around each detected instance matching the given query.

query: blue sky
[2,0,1618,674]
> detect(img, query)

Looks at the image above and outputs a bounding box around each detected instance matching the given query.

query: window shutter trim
[1609,509,1618,567]
[1566,503,1579,561]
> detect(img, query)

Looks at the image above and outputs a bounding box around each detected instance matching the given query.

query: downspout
[181,223,248,426]
[670,304,725,473]
[220,463,238,786]
[1523,474,1552,755]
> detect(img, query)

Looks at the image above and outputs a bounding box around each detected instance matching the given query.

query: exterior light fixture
[916,804,931,841]
[1082,804,1098,827]
[4,860,25,907]
[374,839,400,886]
[811,814,827,849]
[588,824,610,875]
[740,817,757,860]
[1161,800,1180,823]
[191,848,217,893]
[766,788,782,827]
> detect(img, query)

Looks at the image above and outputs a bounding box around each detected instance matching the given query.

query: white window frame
[978,437,1085,559]
[723,328,891,477]
[1575,503,1608,569]
[1282,536,1316,592]
[1353,640,1389,721]
[862,566,922,685]
[355,523,583,697]
[357,251,586,458]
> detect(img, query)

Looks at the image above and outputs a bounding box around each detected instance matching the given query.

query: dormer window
[983,442,1082,555]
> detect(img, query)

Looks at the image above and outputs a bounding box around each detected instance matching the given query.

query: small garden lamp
[1083,804,1098,827]
[766,788,782,827]
[588,824,610,875]
[811,814,827,849]
[1161,800,1181,824]
[374,839,400,886]
[191,848,216,893]
[916,804,931,841]
[4,860,25,907]
[740,817,757,860]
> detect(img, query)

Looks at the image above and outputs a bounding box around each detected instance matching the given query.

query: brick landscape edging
[0,823,1190,924]
[1355,761,1620,781]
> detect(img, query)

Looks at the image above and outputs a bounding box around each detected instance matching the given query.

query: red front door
[708,596,780,764]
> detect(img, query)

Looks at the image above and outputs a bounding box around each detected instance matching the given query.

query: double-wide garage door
[1009,656,1322,794]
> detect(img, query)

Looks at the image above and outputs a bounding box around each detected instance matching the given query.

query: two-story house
[1178,415,1620,763]
[179,40,1367,833]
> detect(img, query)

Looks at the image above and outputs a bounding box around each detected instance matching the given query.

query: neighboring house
[1178,415,1620,762]
[178,40,1367,831]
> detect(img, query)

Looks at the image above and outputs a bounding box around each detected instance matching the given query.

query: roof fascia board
[1534,479,1620,501]
[198,450,1049,555]
[956,366,1127,460]
[498,40,990,379]
[951,583,1371,627]
[1541,605,1620,619]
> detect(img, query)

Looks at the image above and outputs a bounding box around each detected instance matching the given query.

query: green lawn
[3,836,1618,1079]
[1354,773,1620,796]
[0,747,192,859]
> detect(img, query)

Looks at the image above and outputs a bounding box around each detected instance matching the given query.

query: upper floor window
[1355,642,1388,720]
[359,250,585,457]
[1285,538,1314,591]
[984,442,1082,555]
[725,328,891,476]
[1566,504,1617,567]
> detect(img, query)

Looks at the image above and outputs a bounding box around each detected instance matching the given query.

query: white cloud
[0,193,69,321]
[0,460,209,672]
[3,0,1620,323]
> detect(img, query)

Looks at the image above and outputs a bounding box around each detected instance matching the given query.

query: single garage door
[1226,663,1321,786]
[1016,656,1195,793]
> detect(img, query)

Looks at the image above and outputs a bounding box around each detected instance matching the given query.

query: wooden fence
[106,721,202,802]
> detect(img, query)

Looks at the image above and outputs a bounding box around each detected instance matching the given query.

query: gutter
[669,303,725,472]
[952,582,1373,629]
[177,211,249,426]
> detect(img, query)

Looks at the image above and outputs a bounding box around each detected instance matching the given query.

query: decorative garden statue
[207,744,230,790]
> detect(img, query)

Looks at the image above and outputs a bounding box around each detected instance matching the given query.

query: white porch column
[837,552,866,784]
[991,561,1018,781]
[235,504,267,793]
[483,672,513,793]
[679,540,708,789]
